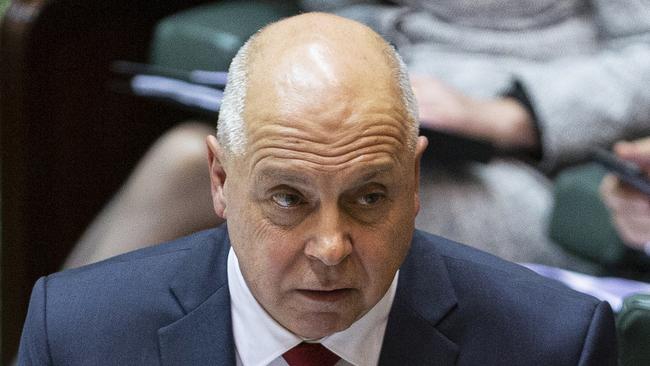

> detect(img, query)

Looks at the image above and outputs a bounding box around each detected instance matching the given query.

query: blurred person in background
[65,0,650,271]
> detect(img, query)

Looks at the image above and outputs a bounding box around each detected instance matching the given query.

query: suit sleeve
[577,301,618,366]
[18,277,53,366]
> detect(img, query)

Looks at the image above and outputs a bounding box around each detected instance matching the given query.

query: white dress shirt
[228,248,398,366]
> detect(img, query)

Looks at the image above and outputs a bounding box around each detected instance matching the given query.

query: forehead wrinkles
[246,119,407,171]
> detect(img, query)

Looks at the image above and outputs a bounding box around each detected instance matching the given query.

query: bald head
[247,12,392,78]
[217,12,418,156]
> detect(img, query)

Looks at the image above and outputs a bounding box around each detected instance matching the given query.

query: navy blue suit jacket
[19,225,617,365]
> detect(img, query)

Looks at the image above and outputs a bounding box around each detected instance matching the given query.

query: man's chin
[284,303,363,339]
[268,289,368,338]
[290,314,355,340]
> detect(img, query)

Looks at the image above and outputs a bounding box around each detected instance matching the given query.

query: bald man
[18,13,616,366]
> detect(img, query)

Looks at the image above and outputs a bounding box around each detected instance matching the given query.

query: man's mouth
[296,288,354,302]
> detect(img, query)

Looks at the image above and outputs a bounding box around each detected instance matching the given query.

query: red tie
[283,342,340,366]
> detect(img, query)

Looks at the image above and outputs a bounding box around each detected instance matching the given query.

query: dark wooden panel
[1,0,213,361]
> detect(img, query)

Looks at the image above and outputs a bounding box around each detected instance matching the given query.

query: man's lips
[296,288,354,302]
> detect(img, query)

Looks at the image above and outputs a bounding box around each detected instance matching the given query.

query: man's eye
[271,193,303,208]
[357,192,384,206]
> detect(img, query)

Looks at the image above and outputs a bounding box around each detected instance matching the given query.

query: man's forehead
[249,87,404,132]
[242,107,410,172]
[243,40,408,146]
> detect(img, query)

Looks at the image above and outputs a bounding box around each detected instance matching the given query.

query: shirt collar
[228,247,398,366]
[320,269,398,366]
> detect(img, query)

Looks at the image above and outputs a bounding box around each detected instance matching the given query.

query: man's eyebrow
[254,168,310,186]
[353,165,394,185]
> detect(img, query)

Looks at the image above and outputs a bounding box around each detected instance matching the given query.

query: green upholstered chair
[550,163,630,267]
[550,163,650,274]
[149,0,298,72]
[550,163,650,366]
[618,294,650,366]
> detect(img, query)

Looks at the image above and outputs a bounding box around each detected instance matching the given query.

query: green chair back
[618,294,650,366]
[550,163,629,266]
[150,1,298,71]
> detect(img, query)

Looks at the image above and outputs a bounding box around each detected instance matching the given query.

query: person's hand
[410,74,538,150]
[599,137,650,252]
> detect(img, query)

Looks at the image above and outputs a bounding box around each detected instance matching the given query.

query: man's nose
[304,206,352,266]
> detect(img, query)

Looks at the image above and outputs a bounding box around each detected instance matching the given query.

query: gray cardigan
[302,0,650,171]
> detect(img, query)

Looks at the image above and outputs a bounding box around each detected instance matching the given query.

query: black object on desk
[591,147,650,196]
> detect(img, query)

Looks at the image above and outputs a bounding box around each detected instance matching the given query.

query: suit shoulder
[24,227,229,364]
[40,227,228,326]
[410,231,616,364]
[411,230,604,330]
[49,228,224,283]
[412,229,592,301]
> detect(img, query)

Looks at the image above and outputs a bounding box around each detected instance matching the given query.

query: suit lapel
[158,226,236,366]
[379,231,459,366]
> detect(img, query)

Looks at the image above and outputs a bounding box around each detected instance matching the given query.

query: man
[19,13,616,365]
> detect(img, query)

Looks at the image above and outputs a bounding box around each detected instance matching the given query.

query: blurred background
[0,0,262,361]
[2,0,649,364]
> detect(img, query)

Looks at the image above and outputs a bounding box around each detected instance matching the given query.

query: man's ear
[413,136,428,216]
[206,135,228,219]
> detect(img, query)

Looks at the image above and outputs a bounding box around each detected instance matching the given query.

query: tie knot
[283,342,340,366]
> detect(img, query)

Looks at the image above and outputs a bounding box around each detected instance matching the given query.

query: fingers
[611,214,650,249]
[600,136,650,250]
[600,174,650,248]
[409,75,475,132]
[600,175,650,212]
[613,138,650,169]
[409,74,535,149]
